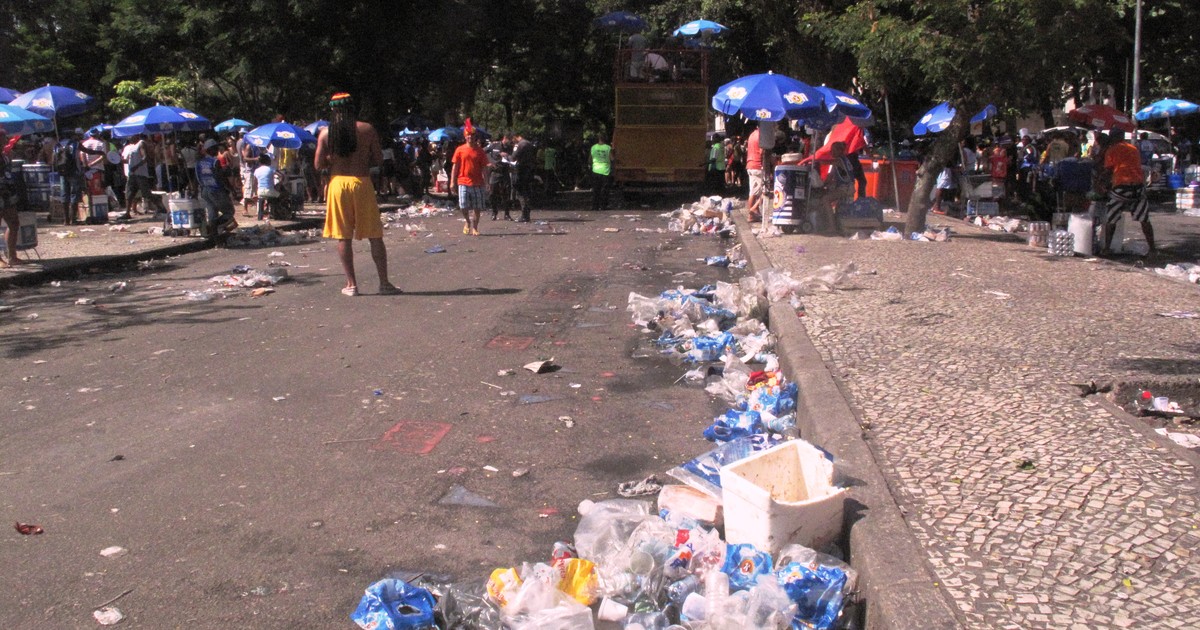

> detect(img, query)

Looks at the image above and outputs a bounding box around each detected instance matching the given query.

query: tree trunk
[905,108,972,235]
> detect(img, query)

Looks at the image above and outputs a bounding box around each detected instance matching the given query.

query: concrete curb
[0,218,322,290]
[734,216,962,629]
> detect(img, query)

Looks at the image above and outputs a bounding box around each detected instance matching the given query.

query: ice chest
[720,439,845,554]
[169,197,205,229]
[1,212,39,250]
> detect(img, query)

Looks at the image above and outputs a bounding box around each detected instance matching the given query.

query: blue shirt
[196,155,225,192]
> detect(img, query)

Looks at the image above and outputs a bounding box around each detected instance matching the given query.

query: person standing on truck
[590,135,613,211]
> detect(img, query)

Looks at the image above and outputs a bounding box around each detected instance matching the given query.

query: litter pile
[665,196,739,236]
[856,225,951,242]
[382,198,458,223]
[1154,262,1200,284]
[224,224,319,248]
[183,266,290,301]
[350,264,862,630]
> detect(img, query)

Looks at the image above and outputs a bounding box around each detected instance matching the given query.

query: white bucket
[719,439,845,554]
[1068,213,1094,256]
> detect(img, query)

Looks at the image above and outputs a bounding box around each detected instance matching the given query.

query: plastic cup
[680,592,707,622]
[628,549,657,575]
[1154,396,1170,411]
[596,597,628,621]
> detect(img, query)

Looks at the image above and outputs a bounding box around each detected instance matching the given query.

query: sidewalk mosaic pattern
[759,219,1200,628]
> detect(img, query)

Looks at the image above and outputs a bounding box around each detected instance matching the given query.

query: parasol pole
[884,88,901,212]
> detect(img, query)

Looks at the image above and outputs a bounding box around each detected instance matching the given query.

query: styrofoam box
[719,439,845,554]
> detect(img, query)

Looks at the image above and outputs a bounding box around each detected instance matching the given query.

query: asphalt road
[0,196,737,628]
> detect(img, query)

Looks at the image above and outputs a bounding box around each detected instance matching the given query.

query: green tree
[809,0,1125,233]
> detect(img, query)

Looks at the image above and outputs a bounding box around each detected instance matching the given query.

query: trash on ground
[616,475,663,498]
[665,195,738,236]
[438,485,500,508]
[350,578,437,630]
[1154,262,1200,284]
[100,546,128,558]
[1158,311,1200,319]
[1155,428,1200,448]
[425,245,447,254]
[15,522,43,535]
[523,358,556,374]
[93,607,125,625]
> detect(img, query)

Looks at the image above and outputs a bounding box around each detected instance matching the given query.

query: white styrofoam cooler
[720,439,845,554]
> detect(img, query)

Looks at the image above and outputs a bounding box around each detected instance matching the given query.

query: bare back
[315,121,382,177]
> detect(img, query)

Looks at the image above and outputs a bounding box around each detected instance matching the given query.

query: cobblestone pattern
[759,221,1200,628]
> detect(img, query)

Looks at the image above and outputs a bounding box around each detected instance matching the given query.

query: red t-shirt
[451,144,489,186]
[745,129,762,171]
[1104,142,1143,187]
[989,148,1008,181]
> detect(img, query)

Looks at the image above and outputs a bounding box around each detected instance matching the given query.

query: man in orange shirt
[451,131,490,235]
[1100,130,1154,255]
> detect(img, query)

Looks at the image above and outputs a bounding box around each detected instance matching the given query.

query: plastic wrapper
[350,578,437,630]
[503,570,595,630]
[703,409,764,442]
[554,558,599,605]
[628,292,665,326]
[667,434,782,497]
[573,499,656,587]
[485,567,522,610]
[723,543,774,591]
[433,580,504,630]
[745,575,799,630]
[775,544,857,630]
[684,332,735,363]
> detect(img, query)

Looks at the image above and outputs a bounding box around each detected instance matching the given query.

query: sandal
[463,222,470,234]
[341,286,359,297]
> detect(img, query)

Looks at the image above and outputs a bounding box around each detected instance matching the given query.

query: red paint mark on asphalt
[486,335,535,351]
[476,435,496,443]
[373,421,453,455]
[591,396,603,402]
[600,371,616,378]
[538,507,560,517]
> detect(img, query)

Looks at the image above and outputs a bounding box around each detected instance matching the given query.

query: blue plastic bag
[777,561,850,630]
[722,543,773,591]
[703,409,764,442]
[351,578,437,630]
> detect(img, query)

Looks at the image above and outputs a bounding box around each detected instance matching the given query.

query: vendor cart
[963,173,1000,217]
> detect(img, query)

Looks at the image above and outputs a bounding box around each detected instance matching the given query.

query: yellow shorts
[323,176,382,240]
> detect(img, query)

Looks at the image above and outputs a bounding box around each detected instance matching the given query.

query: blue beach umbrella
[245,122,317,149]
[0,104,54,135]
[0,87,22,104]
[712,72,824,122]
[87,123,114,137]
[912,102,996,135]
[428,127,464,143]
[673,19,728,37]
[111,105,211,137]
[304,120,329,135]
[1134,98,1199,122]
[397,127,426,140]
[10,85,95,119]
[594,11,648,33]
[816,86,872,120]
[214,118,253,133]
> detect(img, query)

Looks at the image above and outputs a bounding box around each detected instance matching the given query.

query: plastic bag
[485,567,523,610]
[434,580,504,630]
[667,434,782,497]
[573,499,656,584]
[628,292,665,326]
[504,570,596,630]
[703,409,764,442]
[705,355,751,402]
[745,574,799,630]
[775,544,857,630]
[554,558,599,605]
[350,578,438,630]
[723,543,774,591]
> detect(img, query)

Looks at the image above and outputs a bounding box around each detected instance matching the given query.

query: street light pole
[1132,0,1142,114]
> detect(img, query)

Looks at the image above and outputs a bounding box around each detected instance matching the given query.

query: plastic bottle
[1137,389,1155,413]
[666,575,701,606]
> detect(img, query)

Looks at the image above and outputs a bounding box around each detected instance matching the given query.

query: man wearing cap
[196,138,236,238]
[315,92,399,296]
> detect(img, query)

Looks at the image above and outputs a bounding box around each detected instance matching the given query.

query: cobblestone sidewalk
[759,216,1200,628]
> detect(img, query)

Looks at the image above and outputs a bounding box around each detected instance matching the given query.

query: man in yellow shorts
[315,92,400,296]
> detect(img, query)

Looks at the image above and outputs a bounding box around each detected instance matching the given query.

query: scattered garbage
[1158,311,1200,319]
[350,578,437,630]
[14,521,43,535]
[206,267,289,293]
[1154,262,1200,284]
[92,607,125,625]
[523,358,557,374]
[100,546,128,558]
[665,195,737,236]
[346,241,859,628]
[973,215,1023,233]
[224,224,316,248]
[75,298,95,305]
[1155,428,1200,449]
[425,245,447,254]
